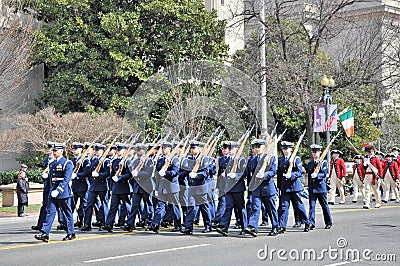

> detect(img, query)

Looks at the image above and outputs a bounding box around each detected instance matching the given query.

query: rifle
[160,134,190,172]
[153,131,172,166]
[191,127,220,173]
[207,129,225,157]
[286,129,307,175]
[179,132,192,162]
[115,133,140,176]
[256,128,287,177]
[134,138,163,171]
[88,135,112,160]
[230,125,254,173]
[94,132,124,173]
[72,133,104,173]
[314,131,341,174]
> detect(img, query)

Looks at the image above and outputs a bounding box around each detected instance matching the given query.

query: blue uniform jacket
[216,156,230,193]
[130,156,155,194]
[89,155,110,192]
[71,156,91,193]
[307,159,329,194]
[248,155,277,197]
[180,155,210,195]
[277,155,304,193]
[110,157,132,195]
[223,156,247,193]
[43,156,53,192]
[49,156,74,199]
[155,155,180,194]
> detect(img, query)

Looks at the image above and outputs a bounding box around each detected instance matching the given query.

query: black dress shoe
[268,228,279,236]
[201,228,212,233]
[243,227,257,237]
[80,225,92,231]
[181,229,193,235]
[216,227,229,236]
[293,222,302,228]
[304,224,310,232]
[121,224,135,232]
[63,234,76,241]
[259,221,268,226]
[171,227,182,232]
[114,222,125,227]
[31,225,41,231]
[382,200,388,203]
[211,222,219,229]
[325,224,332,229]
[136,221,145,228]
[103,224,113,232]
[74,221,83,228]
[194,220,199,225]
[92,221,102,227]
[34,233,49,242]
[57,224,67,231]
[328,202,335,205]
[310,224,315,230]
[277,227,286,234]
[149,225,159,233]
[160,221,169,228]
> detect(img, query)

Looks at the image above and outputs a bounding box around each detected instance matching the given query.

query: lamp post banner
[314,105,326,132]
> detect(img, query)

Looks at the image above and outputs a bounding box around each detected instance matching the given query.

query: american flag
[322,107,337,132]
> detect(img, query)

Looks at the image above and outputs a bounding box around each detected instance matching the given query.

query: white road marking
[84,243,211,263]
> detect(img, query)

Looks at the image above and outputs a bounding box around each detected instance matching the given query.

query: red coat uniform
[381,160,400,181]
[352,163,366,182]
[364,155,383,185]
[330,157,346,180]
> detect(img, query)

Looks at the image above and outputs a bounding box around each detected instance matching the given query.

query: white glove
[284,173,291,179]
[154,191,159,197]
[227,173,236,179]
[363,161,368,167]
[71,173,77,180]
[311,173,318,179]
[51,190,59,198]
[256,172,264,179]
[42,172,48,179]
[189,172,197,179]
[159,169,166,177]
[112,175,119,182]
[341,178,346,185]
[131,170,138,177]
[92,171,99,177]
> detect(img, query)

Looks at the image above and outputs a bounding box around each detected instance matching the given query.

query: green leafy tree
[32,0,228,115]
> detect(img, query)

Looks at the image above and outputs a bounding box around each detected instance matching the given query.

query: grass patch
[0,195,42,214]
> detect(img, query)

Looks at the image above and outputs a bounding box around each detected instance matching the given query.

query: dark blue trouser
[279,191,308,229]
[249,194,278,230]
[84,190,109,226]
[308,192,332,226]
[214,195,226,224]
[72,191,87,222]
[220,191,247,230]
[106,193,131,227]
[127,191,153,227]
[152,193,181,228]
[185,194,212,231]
[36,191,50,228]
[42,197,74,235]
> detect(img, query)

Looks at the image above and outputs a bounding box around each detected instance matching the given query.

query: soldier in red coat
[381,153,400,203]
[362,145,383,209]
[352,155,366,203]
[328,150,347,204]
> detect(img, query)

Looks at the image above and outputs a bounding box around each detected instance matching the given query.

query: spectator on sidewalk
[16,170,29,217]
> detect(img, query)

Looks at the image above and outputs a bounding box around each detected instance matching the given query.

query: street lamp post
[320,75,335,170]
[371,111,384,151]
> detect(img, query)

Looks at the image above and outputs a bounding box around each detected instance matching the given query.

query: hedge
[0,170,43,186]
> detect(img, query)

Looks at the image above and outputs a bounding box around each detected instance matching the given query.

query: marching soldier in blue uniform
[307,144,332,229]
[71,142,91,228]
[216,141,248,236]
[104,143,133,232]
[32,141,54,231]
[123,143,155,232]
[277,141,310,233]
[244,139,279,237]
[148,141,181,233]
[180,141,215,234]
[212,141,231,228]
[34,142,75,242]
[81,144,110,231]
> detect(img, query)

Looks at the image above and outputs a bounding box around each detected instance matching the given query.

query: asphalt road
[0,197,399,266]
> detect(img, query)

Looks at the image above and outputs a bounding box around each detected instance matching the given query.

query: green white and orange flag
[339,109,354,137]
